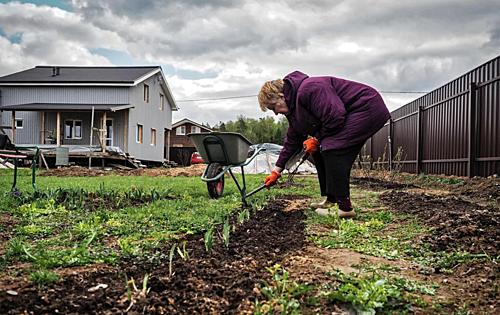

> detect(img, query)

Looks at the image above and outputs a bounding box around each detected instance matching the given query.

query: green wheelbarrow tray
[187,132,269,205]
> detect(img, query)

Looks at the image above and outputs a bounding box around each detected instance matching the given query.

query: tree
[235,115,248,135]
[210,115,289,145]
[218,122,227,132]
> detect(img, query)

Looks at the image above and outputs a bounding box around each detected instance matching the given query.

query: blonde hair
[258,79,284,111]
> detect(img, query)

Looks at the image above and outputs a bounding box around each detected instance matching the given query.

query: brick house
[167,118,212,165]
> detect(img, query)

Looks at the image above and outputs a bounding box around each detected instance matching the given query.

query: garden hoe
[247,146,308,198]
[285,146,308,182]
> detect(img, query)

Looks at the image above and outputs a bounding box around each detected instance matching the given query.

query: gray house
[0,66,178,166]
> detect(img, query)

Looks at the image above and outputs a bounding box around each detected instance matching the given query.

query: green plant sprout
[222,218,230,247]
[238,209,250,224]
[176,241,190,260]
[204,227,214,253]
[169,244,176,277]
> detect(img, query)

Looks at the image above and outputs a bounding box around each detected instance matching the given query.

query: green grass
[0,171,317,269]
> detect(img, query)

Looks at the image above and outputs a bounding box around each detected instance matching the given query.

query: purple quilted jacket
[276,71,390,169]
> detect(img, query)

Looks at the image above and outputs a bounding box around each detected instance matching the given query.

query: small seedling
[204,227,214,253]
[176,241,190,260]
[222,218,230,247]
[238,209,250,224]
[169,244,176,277]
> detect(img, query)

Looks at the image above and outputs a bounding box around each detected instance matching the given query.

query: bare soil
[38,164,208,178]
[1,170,499,314]
[0,196,311,314]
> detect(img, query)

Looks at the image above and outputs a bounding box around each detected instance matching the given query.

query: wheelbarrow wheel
[206,162,225,198]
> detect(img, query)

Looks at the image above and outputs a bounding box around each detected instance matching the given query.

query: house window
[151,128,156,146]
[64,120,82,139]
[143,84,149,103]
[137,124,143,143]
[191,126,201,133]
[173,144,183,147]
[15,118,23,129]
[176,126,185,135]
[160,93,164,110]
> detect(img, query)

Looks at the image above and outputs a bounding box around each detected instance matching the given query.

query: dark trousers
[312,142,364,198]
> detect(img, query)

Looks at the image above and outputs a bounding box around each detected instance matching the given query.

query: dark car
[190,151,204,165]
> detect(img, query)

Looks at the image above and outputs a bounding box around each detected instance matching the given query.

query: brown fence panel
[371,124,389,166]
[477,61,500,176]
[421,93,469,176]
[392,112,418,173]
[368,54,500,177]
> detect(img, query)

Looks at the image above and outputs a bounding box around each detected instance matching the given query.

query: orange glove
[264,170,281,187]
[303,138,320,155]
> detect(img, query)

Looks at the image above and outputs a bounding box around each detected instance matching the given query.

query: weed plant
[28,268,60,289]
[324,268,431,314]
[254,264,319,314]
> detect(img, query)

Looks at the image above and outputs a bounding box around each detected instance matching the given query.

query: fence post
[369,137,373,170]
[388,119,393,172]
[416,106,423,174]
[468,82,477,178]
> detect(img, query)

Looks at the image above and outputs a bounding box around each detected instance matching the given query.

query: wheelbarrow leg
[32,155,37,191]
[12,158,18,191]
[228,168,248,205]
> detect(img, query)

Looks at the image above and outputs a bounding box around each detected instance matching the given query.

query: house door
[100,118,113,147]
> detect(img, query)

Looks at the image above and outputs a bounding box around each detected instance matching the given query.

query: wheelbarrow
[187,132,269,205]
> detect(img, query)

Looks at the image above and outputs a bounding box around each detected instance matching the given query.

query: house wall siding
[43,111,125,148]
[0,86,129,105]
[0,79,175,163]
[0,110,126,149]
[0,111,43,144]
[127,76,172,162]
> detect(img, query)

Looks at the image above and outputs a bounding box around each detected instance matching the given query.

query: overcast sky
[0,0,498,126]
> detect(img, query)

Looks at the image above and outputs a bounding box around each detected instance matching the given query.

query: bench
[0,145,40,191]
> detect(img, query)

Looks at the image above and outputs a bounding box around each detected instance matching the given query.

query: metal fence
[366,54,500,177]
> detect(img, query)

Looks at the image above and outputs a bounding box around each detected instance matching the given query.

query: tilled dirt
[379,190,500,314]
[379,191,500,257]
[0,196,313,315]
[38,164,208,178]
[350,177,415,191]
[453,176,500,203]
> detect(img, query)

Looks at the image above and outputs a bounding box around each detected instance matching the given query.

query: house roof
[0,66,159,84]
[0,66,178,111]
[172,118,212,131]
[0,103,135,112]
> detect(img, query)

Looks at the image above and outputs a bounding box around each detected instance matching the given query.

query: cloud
[0,0,499,126]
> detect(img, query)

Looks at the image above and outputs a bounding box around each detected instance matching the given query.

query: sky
[0,0,499,127]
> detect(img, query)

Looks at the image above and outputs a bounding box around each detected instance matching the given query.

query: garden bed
[0,169,498,314]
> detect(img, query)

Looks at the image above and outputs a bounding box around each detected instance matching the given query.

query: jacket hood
[283,71,309,112]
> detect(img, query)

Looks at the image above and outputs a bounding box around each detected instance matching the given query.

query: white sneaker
[310,199,335,208]
[315,208,356,219]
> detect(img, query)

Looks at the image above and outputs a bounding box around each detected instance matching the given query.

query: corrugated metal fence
[366,55,500,177]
